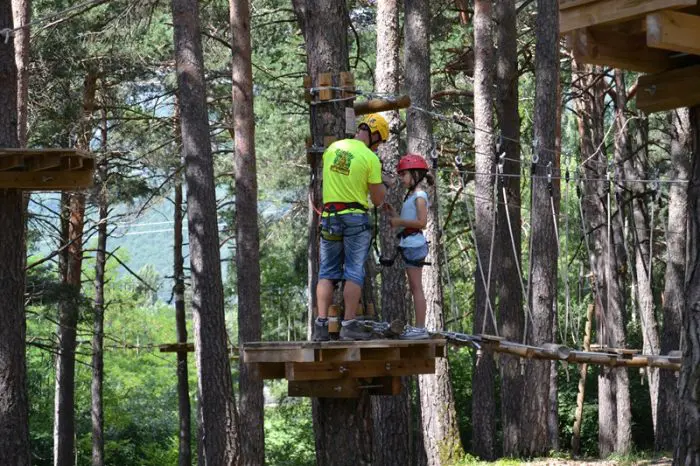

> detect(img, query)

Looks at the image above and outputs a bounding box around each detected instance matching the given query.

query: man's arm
[368,183,386,207]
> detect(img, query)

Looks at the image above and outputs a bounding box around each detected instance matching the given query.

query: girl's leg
[406,267,426,327]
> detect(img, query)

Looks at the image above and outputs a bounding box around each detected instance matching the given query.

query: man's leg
[316,279,335,319]
[340,214,371,321]
[343,280,362,320]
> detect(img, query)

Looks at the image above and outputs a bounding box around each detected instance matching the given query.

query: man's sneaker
[399,325,429,340]
[339,319,373,341]
[313,319,329,342]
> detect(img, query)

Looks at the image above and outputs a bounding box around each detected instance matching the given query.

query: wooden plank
[400,344,436,359]
[288,376,402,398]
[27,154,62,171]
[256,363,286,379]
[243,347,315,363]
[354,96,411,116]
[560,0,696,34]
[0,170,93,190]
[0,155,24,171]
[647,10,700,55]
[60,156,84,171]
[285,358,435,381]
[317,347,360,362]
[637,64,700,113]
[567,28,673,73]
[159,342,194,353]
[359,347,401,360]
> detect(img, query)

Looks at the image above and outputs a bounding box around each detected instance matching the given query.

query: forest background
[12,0,691,464]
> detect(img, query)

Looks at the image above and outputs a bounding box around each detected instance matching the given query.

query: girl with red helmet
[383,153,435,340]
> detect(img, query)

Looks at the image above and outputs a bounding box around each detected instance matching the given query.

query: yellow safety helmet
[357,113,389,142]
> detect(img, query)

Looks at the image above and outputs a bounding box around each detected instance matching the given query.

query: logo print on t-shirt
[330,149,353,176]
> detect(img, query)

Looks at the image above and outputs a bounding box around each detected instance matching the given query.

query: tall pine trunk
[494,0,523,456]
[291,2,374,464]
[675,106,700,465]
[91,107,108,466]
[171,0,240,462]
[55,71,96,466]
[372,1,411,464]
[405,0,464,464]
[520,0,558,456]
[0,2,30,462]
[471,0,497,459]
[230,0,264,463]
[11,0,29,148]
[656,109,690,452]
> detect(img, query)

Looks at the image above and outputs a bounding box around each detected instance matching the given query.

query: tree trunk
[0,2,30,462]
[404,0,464,464]
[675,106,700,465]
[471,0,497,460]
[91,108,108,466]
[11,0,29,147]
[291,2,374,464]
[372,1,411,464]
[55,71,96,466]
[520,0,558,457]
[230,0,264,464]
[171,0,240,463]
[656,108,690,452]
[494,0,523,457]
[173,97,192,466]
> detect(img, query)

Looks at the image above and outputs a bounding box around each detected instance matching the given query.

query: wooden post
[572,303,594,455]
[328,304,341,339]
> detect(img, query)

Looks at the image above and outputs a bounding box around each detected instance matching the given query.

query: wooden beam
[636,64,700,113]
[560,0,601,11]
[288,376,401,398]
[27,154,62,171]
[285,358,435,382]
[0,155,24,171]
[354,95,411,116]
[244,347,315,363]
[0,170,93,190]
[256,363,286,379]
[560,0,696,34]
[567,28,673,73]
[647,10,700,55]
[159,342,194,353]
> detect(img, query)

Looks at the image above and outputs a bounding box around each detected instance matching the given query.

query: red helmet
[397,153,429,172]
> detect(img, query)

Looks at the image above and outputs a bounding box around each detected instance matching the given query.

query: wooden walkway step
[0,148,94,190]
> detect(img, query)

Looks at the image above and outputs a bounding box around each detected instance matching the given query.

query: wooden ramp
[0,148,95,190]
[560,0,700,112]
[242,339,446,398]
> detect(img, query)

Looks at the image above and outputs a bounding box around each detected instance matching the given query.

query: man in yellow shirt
[313,113,389,341]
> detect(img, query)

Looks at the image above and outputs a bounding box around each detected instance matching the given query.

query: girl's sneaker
[399,325,429,340]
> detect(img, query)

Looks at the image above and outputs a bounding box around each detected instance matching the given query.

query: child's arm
[390,197,428,229]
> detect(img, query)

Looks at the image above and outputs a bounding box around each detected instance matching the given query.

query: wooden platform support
[636,64,700,113]
[353,95,411,116]
[242,339,446,398]
[0,148,95,190]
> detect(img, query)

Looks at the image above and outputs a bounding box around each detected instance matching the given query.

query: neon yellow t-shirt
[322,138,382,215]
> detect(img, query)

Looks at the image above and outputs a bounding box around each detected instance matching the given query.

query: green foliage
[264,394,315,466]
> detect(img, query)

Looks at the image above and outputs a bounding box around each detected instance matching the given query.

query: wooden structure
[560,0,700,112]
[242,339,446,398]
[0,148,94,190]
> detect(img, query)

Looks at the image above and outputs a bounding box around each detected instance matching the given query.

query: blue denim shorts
[319,213,371,286]
[401,243,428,268]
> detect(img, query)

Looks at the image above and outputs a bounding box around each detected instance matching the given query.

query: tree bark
[675,106,700,465]
[404,0,465,464]
[471,0,497,460]
[656,108,690,452]
[230,0,264,464]
[372,1,411,464]
[291,2,374,464]
[494,0,523,457]
[11,0,29,147]
[91,107,108,466]
[0,2,30,462]
[521,0,558,456]
[55,71,96,466]
[171,0,240,463]
[173,95,192,466]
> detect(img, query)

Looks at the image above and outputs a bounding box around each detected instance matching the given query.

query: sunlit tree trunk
[675,106,700,465]
[171,0,240,462]
[405,0,464,464]
[55,72,96,466]
[372,1,411,463]
[0,2,30,463]
[230,0,264,463]
[656,108,690,452]
[11,0,29,147]
[471,0,497,459]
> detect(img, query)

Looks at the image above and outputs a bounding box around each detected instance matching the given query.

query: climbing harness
[319,202,369,241]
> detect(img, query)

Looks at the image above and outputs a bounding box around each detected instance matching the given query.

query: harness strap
[323,202,368,214]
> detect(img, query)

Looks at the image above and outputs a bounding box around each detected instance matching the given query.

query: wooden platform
[560,0,700,112]
[0,148,95,190]
[242,339,446,398]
